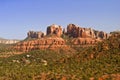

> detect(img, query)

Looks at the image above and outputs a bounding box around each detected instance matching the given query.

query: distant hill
[0,37,6,40]
[0,37,20,44]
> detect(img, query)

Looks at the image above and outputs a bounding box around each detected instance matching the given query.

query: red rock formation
[47,24,62,37]
[67,24,109,39]
[67,24,78,38]
[98,31,110,39]
[14,24,110,52]
[27,31,44,38]
[71,38,102,45]
[67,24,95,38]
[14,37,68,52]
[98,74,120,80]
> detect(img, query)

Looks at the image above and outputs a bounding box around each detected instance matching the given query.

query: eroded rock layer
[14,37,68,52]
[27,31,44,38]
[14,24,110,52]
[47,24,62,37]
[67,24,109,39]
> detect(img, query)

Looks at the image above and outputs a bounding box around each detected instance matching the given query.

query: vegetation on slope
[0,32,119,80]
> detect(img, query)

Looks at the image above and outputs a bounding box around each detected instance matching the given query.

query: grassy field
[0,33,120,80]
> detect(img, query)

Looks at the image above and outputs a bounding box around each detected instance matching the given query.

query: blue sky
[0,0,120,39]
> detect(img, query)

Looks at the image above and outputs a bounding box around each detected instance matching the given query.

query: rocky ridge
[27,31,44,39]
[14,37,68,52]
[14,24,110,52]
[66,24,109,39]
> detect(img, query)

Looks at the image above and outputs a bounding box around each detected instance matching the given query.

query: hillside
[0,37,20,44]
[0,32,119,80]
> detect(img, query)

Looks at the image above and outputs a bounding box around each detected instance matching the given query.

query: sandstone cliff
[14,37,68,52]
[27,31,44,38]
[14,24,110,52]
[67,24,110,39]
[26,24,109,40]
[47,24,62,37]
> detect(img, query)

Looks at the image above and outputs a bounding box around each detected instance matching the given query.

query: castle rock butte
[14,24,110,52]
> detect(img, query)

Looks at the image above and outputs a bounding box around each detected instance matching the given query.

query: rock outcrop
[71,38,101,45]
[47,24,62,37]
[67,24,96,38]
[67,24,109,39]
[14,24,110,52]
[94,31,110,39]
[14,37,68,52]
[27,31,44,38]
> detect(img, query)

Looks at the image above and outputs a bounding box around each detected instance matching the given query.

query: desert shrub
[0,31,120,79]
